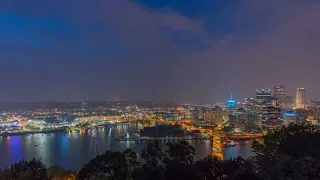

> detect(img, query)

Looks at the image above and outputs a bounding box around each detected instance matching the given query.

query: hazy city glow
[1,1,320,177]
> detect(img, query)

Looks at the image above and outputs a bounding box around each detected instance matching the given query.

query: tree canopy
[252,123,320,179]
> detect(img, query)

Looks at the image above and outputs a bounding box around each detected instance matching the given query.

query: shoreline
[0,129,67,136]
[0,124,117,137]
[116,136,211,141]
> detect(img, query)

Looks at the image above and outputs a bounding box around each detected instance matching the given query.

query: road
[77,116,263,160]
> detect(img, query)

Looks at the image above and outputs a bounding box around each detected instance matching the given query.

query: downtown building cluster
[229,86,317,130]
[191,86,319,131]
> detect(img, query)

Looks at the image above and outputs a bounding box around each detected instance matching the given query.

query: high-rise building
[282,96,294,109]
[274,86,285,107]
[256,89,272,110]
[274,86,285,98]
[226,93,236,109]
[203,106,225,124]
[263,106,282,129]
[239,98,255,110]
[256,89,282,129]
[192,107,204,121]
[273,86,294,109]
[296,88,306,109]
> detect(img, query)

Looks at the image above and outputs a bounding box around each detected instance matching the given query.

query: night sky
[0,0,320,103]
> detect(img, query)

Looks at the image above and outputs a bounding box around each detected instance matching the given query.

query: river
[0,124,253,170]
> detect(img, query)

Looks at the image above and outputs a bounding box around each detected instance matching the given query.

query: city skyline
[1,0,320,103]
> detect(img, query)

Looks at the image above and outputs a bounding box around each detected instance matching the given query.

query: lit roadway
[130,118,263,160]
[168,120,263,160]
[77,116,263,160]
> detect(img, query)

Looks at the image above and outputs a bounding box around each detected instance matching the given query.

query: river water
[0,124,253,170]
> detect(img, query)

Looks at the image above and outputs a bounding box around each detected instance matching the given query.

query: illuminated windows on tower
[296,88,306,109]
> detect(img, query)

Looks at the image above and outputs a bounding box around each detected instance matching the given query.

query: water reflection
[0,124,253,170]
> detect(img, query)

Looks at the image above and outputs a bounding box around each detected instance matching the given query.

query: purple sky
[0,0,320,103]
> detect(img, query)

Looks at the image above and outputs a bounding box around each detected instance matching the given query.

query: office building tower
[296,88,306,109]
[239,98,255,110]
[226,93,236,109]
[256,89,272,110]
[274,86,285,98]
[256,89,282,129]
[204,106,225,124]
[192,107,204,121]
[274,86,285,107]
[282,96,294,109]
[273,86,294,109]
[263,106,282,129]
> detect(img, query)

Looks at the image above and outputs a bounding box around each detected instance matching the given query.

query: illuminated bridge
[78,117,262,160]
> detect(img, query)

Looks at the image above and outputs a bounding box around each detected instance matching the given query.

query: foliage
[25,124,41,131]
[75,122,89,129]
[77,149,140,180]
[252,123,320,179]
[195,156,258,180]
[165,140,195,165]
[266,156,320,180]
[48,165,77,180]
[0,158,47,180]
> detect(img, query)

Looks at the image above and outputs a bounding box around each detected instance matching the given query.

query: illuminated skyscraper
[256,89,272,110]
[226,93,236,109]
[256,89,282,129]
[274,86,285,97]
[274,86,294,109]
[296,88,306,109]
[274,86,285,106]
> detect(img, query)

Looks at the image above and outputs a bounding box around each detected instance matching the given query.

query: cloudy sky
[0,0,319,103]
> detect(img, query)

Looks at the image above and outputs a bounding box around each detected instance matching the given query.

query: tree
[77,149,139,180]
[48,165,77,180]
[165,140,195,165]
[139,140,198,180]
[265,156,320,180]
[0,158,48,180]
[195,156,223,180]
[195,156,257,180]
[164,141,197,180]
[252,123,320,179]
[141,141,165,170]
[140,141,166,180]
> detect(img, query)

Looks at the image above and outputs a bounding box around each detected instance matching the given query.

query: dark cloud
[0,0,319,103]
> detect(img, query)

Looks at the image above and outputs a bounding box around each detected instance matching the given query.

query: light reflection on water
[0,124,253,170]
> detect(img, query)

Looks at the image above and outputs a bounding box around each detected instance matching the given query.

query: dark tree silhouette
[0,158,47,180]
[47,165,77,179]
[77,149,139,180]
[252,123,320,179]
[140,141,166,180]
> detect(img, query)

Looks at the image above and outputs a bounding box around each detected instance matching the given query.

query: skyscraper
[226,93,236,109]
[274,86,285,98]
[256,89,282,129]
[273,86,294,109]
[274,86,285,106]
[256,89,272,110]
[296,88,306,109]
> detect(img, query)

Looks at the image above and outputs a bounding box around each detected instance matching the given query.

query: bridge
[154,120,263,160]
[77,116,263,160]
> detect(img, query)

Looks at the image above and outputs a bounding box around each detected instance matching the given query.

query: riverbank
[0,123,118,136]
[0,128,67,136]
[116,136,211,141]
